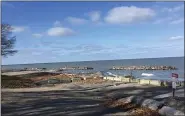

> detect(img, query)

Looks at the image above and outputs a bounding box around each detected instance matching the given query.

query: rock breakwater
[110,66,177,70]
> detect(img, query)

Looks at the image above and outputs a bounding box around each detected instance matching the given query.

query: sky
[2,1,184,65]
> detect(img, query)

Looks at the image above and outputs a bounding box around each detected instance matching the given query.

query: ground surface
[2,71,45,76]
[2,81,184,116]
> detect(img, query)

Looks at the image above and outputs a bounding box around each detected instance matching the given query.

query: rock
[158,106,182,116]
[116,96,142,105]
[121,96,135,103]
[141,99,164,111]
[132,96,145,105]
[174,110,185,116]
[121,96,164,111]
[110,65,177,70]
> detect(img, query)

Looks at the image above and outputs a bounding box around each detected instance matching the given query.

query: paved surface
[2,83,184,116]
[2,83,129,116]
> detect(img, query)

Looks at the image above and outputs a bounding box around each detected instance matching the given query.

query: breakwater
[103,76,184,87]
[2,67,94,73]
[110,66,177,70]
[58,67,93,70]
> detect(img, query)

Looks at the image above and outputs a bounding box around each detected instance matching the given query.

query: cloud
[162,4,184,13]
[169,36,184,40]
[88,11,101,22]
[170,18,184,24]
[32,33,43,38]
[54,20,62,26]
[12,26,26,33]
[66,17,88,25]
[47,27,75,37]
[104,6,155,24]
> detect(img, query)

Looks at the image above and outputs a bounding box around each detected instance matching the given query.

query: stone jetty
[2,67,94,73]
[110,65,177,70]
[59,66,93,70]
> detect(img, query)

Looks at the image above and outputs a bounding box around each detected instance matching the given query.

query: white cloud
[169,36,184,40]
[32,33,43,38]
[66,17,88,25]
[12,26,26,33]
[170,18,184,24]
[88,11,101,22]
[162,4,184,13]
[54,20,62,26]
[104,6,155,24]
[47,27,75,37]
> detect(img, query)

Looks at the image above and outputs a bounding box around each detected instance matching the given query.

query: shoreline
[1,71,184,90]
[2,70,184,80]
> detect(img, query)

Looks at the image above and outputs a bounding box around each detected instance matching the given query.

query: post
[172,81,176,97]
[48,74,49,84]
[171,73,178,98]
[71,77,73,83]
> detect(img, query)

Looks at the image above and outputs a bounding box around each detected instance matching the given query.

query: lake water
[2,57,184,81]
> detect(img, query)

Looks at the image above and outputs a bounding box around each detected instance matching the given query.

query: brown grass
[104,99,160,116]
[1,72,105,88]
[1,75,37,88]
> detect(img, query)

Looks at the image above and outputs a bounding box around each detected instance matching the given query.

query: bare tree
[1,24,17,57]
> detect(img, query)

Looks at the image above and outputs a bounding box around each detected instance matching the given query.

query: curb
[108,95,184,116]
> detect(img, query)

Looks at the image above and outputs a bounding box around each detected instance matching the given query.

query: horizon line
[2,56,184,66]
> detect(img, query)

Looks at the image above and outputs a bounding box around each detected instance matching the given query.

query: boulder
[141,99,164,111]
[120,96,164,111]
[132,96,145,105]
[174,110,185,116]
[158,106,184,116]
[122,96,135,103]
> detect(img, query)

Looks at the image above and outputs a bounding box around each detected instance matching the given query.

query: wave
[141,73,154,77]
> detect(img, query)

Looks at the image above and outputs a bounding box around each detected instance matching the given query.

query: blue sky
[2,1,184,65]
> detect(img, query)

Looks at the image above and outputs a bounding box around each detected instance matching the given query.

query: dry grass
[1,72,105,88]
[1,75,37,88]
[104,99,160,116]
